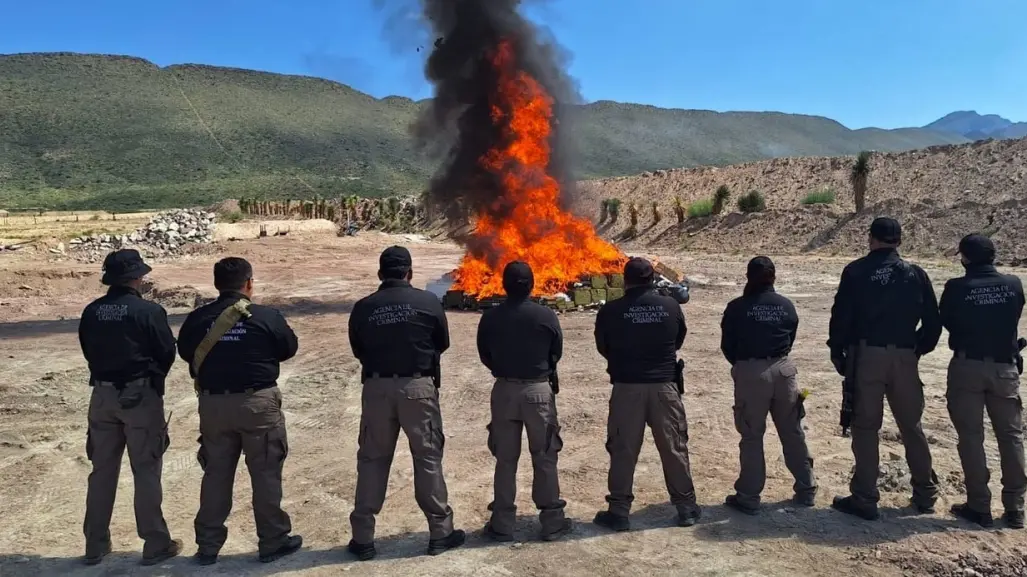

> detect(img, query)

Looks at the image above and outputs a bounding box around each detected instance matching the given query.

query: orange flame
[451,40,626,298]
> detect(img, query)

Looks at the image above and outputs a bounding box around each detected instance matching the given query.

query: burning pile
[415,0,626,301]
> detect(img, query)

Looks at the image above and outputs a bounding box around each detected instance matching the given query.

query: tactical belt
[739,355,787,362]
[859,339,914,350]
[497,377,549,384]
[365,372,425,379]
[91,377,150,388]
[197,383,276,396]
[956,351,1015,364]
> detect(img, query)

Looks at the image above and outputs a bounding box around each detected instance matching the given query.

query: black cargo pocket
[604,431,616,455]
[196,435,208,471]
[732,403,748,436]
[658,391,690,449]
[486,423,496,457]
[85,430,94,461]
[266,427,289,466]
[545,424,563,455]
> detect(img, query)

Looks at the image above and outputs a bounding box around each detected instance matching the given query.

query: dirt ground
[4,230,1027,577]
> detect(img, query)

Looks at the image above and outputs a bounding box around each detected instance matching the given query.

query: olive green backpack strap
[191,299,252,396]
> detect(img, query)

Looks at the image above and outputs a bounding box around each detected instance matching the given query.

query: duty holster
[549,354,560,395]
[674,359,685,394]
[1017,338,1026,375]
[431,352,442,390]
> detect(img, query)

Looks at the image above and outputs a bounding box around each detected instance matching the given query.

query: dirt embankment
[576,137,1027,263]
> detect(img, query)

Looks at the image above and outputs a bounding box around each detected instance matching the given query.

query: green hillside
[0,53,969,211]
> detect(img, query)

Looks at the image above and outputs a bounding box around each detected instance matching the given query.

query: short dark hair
[214,257,253,292]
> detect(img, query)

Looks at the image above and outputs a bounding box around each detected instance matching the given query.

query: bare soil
[3,228,1027,577]
[577,137,1027,265]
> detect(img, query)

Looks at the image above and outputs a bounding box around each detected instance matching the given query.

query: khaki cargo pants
[195,386,292,557]
[731,357,816,508]
[849,344,938,507]
[350,376,454,544]
[486,379,566,535]
[83,384,172,557]
[947,355,1027,513]
[605,382,697,517]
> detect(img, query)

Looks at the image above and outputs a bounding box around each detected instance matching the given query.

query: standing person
[346,246,464,561]
[592,257,700,531]
[78,249,181,566]
[827,217,942,520]
[721,256,817,515]
[177,257,302,565]
[477,261,572,542]
[940,234,1027,528]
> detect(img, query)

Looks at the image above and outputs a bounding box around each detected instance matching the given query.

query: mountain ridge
[924,110,1027,141]
[0,52,971,210]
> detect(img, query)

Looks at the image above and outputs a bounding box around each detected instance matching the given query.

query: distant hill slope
[925,111,1027,141]
[0,52,969,210]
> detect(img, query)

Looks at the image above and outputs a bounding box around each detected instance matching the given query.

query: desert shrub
[607,198,622,222]
[688,199,714,218]
[223,210,244,223]
[801,187,836,205]
[713,185,731,214]
[737,190,766,213]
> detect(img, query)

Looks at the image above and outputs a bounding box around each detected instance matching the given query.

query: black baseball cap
[624,257,655,285]
[746,256,776,282]
[101,249,152,286]
[958,233,996,264]
[502,261,534,297]
[869,217,902,244]
[379,246,412,274]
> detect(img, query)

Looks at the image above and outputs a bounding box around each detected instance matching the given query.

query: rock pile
[69,209,217,259]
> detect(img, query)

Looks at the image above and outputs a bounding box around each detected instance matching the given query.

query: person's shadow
[0,505,975,576]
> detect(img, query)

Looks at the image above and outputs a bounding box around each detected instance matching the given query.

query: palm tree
[851,151,872,212]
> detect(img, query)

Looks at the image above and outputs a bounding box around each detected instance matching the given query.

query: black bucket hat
[101,249,152,286]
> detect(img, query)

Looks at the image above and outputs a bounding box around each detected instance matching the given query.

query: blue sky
[2,0,1024,129]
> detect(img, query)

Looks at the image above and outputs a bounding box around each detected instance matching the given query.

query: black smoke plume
[411,0,580,228]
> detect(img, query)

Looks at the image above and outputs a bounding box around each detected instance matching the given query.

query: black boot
[194,551,218,566]
[1004,510,1025,529]
[951,503,994,528]
[725,495,759,516]
[831,496,880,521]
[483,522,514,543]
[677,503,702,525]
[541,519,573,542]
[83,543,112,566]
[427,529,466,556]
[347,539,377,561]
[593,511,630,532]
[141,539,182,566]
[259,535,303,563]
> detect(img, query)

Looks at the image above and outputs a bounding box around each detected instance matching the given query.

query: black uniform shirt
[348,279,450,377]
[721,287,798,365]
[78,286,176,384]
[477,298,563,380]
[940,263,1025,362]
[594,286,686,384]
[177,292,298,393]
[827,248,942,356]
